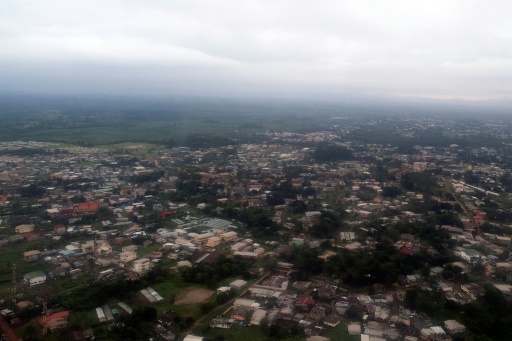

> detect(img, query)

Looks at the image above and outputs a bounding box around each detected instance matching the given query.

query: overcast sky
[1,0,511,101]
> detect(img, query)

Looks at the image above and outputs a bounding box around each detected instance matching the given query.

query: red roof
[160,210,173,217]
[400,246,413,255]
[39,311,70,325]
[295,296,315,306]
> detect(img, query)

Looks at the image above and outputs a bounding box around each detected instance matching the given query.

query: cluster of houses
[206,270,469,341]
[0,119,511,341]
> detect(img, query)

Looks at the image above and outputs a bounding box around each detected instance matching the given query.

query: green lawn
[323,320,360,341]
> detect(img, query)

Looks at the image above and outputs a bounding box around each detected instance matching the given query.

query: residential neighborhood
[0,113,512,341]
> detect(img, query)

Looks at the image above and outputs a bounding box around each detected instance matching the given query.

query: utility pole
[10,264,16,304]
[42,301,48,336]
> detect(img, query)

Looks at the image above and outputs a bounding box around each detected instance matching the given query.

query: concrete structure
[133,258,151,273]
[444,320,465,334]
[207,236,221,247]
[229,279,248,290]
[23,250,40,262]
[15,224,34,234]
[221,231,237,241]
[119,251,137,263]
[24,271,46,286]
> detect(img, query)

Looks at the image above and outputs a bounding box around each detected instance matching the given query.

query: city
[0,113,511,340]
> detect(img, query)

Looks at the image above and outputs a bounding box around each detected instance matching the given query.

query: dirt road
[0,316,20,341]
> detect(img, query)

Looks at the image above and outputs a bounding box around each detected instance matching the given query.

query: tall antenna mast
[11,264,16,303]
[42,301,48,335]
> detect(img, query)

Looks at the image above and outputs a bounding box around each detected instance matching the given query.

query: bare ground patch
[175,289,214,305]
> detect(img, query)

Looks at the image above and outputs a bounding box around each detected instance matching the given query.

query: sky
[1,0,512,101]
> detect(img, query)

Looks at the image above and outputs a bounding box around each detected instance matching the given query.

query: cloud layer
[1,0,511,100]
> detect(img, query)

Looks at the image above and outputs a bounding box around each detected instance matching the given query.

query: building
[221,231,238,242]
[420,326,451,341]
[15,224,34,234]
[229,279,248,290]
[347,322,362,335]
[461,283,485,300]
[133,258,151,273]
[194,232,215,244]
[119,251,137,263]
[210,318,234,329]
[81,241,95,254]
[458,249,482,264]
[75,201,100,214]
[24,271,46,286]
[207,237,221,247]
[183,336,203,341]
[444,320,465,334]
[23,250,41,262]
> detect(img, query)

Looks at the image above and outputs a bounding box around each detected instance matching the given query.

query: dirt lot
[174,289,214,305]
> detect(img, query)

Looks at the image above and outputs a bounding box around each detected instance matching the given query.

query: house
[221,231,238,242]
[81,241,95,254]
[97,242,113,255]
[295,296,315,310]
[15,224,34,234]
[122,245,138,252]
[133,258,151,273]
[306,337,330,341]
[194,232,215,244]
[119,251,137,263]
[309,305,326,322]
[95,258,112,268]
[420,326,451,341]
[23,250,41,262]
[444,320,465,334]
[39,311,70,326]
[24,271,46,286]
[347,322,362,335]
[250,309,267,325]
[154,324,175,341]
[183,335,203,341]
[323,314,340,327]
[458,249,482,264]
[234,298,257,308]
[460,283,485,300]
[229,279,247,290]
[210,318,235,329]
[317,283,337,298]
[75,201,100,214]
[46,318,68,332]
[207,237,221,247]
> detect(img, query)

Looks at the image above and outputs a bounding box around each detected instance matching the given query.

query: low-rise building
[444,320,465,334]
[210,318,235,329]
[24,271,46,286]
[119,251,137,263]
[133,258,151,273]
[221,231,237,242]
[207,237,221,247]
[15,224,34,234]
[23,250,41,262]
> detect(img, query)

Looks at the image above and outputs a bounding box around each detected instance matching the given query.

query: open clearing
[175,289,214,305]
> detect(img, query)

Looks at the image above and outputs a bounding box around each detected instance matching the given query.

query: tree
[382,186,402,198]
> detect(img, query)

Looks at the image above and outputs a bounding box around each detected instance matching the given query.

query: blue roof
[60,250,76,256]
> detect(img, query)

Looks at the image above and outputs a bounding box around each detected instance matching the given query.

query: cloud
[0,0,511,100]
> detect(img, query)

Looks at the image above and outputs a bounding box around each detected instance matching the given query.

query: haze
[1,0,512,101]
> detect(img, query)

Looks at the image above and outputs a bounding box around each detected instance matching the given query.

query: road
[445,180,477,229]
[185,271,271,334]
[0,315,20,341]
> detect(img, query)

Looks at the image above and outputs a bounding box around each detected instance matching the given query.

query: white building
[133,258,151,273]
[444,320,466,334]
[119,251,137,263]
[24,271,46,286]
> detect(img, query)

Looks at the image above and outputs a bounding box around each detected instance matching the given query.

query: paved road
[0,316,20,341]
